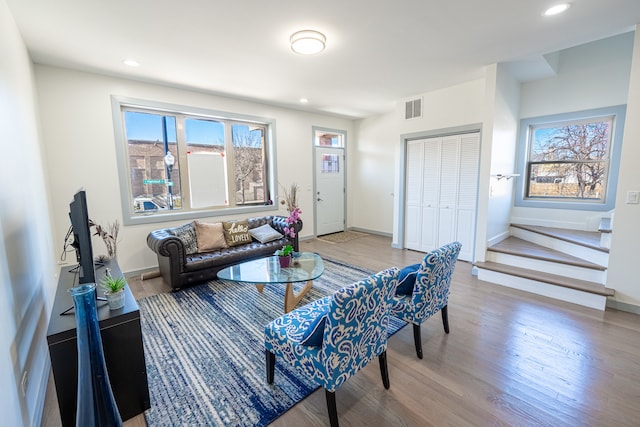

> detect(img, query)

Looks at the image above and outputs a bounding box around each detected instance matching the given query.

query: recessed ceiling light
[123,59,140,67]
[290,30,326,55]
[300,98,309,104]
[544,3,571,16]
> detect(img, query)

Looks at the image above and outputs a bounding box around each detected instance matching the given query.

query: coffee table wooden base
[255,280,314,312]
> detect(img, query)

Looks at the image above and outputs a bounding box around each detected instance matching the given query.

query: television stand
[60,262,109,315]
[59,296,107,316]
[47,259,150,426]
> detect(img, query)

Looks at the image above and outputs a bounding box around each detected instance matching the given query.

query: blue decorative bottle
[69,284,123,426]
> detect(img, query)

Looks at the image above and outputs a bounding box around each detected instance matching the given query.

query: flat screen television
[69,189,96,285]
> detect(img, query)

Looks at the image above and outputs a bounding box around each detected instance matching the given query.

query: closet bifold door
[403,132,479,262]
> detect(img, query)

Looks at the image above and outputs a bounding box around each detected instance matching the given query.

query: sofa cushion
[194,221,228,252]
[222,220,252,247]
[170,222,198,255]
[249,223,283,244]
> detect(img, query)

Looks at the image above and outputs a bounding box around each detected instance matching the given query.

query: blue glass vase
[69,284,123,426]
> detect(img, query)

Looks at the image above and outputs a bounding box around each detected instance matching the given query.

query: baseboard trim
[347,227,392,238]
[123,266,160,279]
[510,216,586,231]
[606,298,640,314]
[487,231,510,247]
[33,358,51,427]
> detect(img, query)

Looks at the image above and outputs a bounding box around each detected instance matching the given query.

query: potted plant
[99,270,127,310]
[275,244,294,267]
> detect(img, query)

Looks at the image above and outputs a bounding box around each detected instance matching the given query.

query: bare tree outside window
[527,117,612,201]
[232,124,266,205]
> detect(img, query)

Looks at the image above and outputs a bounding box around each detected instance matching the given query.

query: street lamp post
[164,151,175,210]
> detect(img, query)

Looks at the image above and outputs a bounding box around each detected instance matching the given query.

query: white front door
[315,146,345,236]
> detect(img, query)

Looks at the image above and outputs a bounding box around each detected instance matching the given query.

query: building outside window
[111,97,276,224]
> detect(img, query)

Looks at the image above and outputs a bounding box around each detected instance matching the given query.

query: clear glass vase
[69,284,123,426]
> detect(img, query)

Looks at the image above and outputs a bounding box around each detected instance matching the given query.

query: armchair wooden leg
[266,351,275,384]
[413,323,423,359]
[325,389,339,427]
[379,351,390,389]
[441,304,450,334]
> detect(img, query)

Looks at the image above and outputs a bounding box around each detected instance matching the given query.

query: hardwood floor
[42,234,640,426]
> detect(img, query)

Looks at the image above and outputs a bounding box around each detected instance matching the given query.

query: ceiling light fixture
[123,59,140,67]
[300,98,309,103]
[544,3,571,16]
[290,30,326,55]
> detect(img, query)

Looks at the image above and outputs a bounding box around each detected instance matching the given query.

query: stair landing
[510,223,607,253]
[488,237,605,271]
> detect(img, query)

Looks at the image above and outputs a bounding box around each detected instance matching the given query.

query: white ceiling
[7,0,640,119]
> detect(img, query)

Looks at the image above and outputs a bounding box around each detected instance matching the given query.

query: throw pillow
[170,222,198,255]
[300,312,328,347]
[249,223,283,244]
[194,221,228,252]
[396,263,421,295]
[222,220,252,247]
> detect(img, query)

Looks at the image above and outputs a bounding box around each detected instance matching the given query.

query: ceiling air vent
[405,98,422,120]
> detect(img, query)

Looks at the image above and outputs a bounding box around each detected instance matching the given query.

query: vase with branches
[279,183,302,240]
[91,220,120,260]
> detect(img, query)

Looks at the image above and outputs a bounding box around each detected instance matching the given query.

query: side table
[46,260,150,426]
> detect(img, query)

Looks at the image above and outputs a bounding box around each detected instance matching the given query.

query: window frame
[514,105,626,211]
[111,96,279,225]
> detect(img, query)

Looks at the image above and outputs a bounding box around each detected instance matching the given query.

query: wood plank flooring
[41,234,640,426]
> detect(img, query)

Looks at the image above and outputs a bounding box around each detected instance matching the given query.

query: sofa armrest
[147,228,185,259]
[270,216,303,252]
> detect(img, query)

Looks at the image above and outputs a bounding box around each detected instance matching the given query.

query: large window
[515,105,626,211]
[112,97,277,224]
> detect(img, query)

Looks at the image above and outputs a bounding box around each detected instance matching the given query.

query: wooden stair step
[488,237,606,271]
[474,261,614,297]
[511,223,608,253]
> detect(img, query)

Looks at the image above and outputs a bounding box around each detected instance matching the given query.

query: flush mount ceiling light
[122,59,140,67]
[290,30,326,55]
[544,3,571,16]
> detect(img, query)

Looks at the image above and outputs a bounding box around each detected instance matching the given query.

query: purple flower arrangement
[283,206,302,239]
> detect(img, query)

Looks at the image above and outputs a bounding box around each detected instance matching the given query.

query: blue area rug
[138,258,406,426]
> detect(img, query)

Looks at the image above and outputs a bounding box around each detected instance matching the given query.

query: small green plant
[100,272,126,294]
[275,244,293,257]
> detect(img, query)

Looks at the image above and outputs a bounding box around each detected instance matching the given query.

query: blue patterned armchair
[264,267,399,427]
[391,241,461,359]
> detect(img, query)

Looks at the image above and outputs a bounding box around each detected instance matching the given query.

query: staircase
[474,223,614,310]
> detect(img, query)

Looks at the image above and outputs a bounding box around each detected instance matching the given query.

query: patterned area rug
[317,231,368,244]
[138,258,406,426]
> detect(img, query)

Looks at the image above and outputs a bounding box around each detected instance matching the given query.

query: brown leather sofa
[147,215,301,290]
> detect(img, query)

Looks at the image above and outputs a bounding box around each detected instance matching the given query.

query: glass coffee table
[217,252,324,313]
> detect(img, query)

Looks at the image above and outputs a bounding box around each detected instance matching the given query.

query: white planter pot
[105,289,125,310]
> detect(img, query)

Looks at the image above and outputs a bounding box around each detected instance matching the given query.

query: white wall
[479,64,520,259]
[607,27,640,309]
[350,111,399,235]
[353,79,488,248]
[520,32,634,118]
[0,1,57,425]
[513,32,635,230]
[33,65,353,274]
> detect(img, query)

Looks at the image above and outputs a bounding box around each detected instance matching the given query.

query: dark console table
[47,260,150,426]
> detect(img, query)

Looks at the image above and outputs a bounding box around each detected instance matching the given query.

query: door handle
[317,198,323,202]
